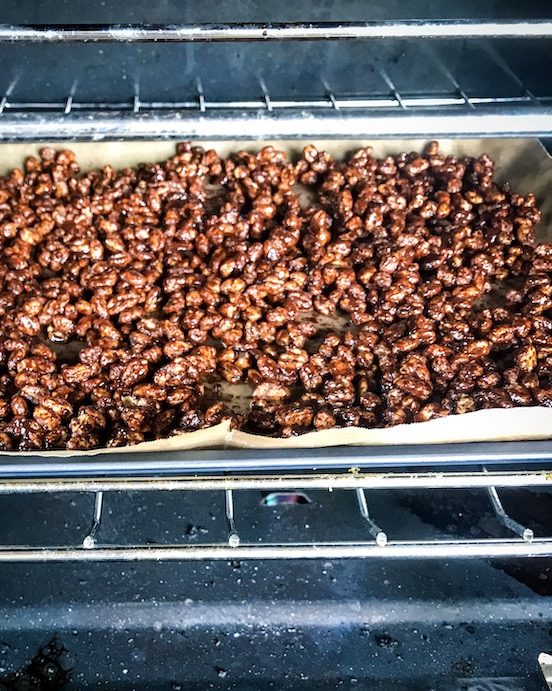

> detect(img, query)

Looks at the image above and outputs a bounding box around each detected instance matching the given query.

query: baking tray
[0,441,551,479]
[0,139,550,478]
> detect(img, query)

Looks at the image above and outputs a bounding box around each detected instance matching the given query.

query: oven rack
[0,26,550,139]
[1,468,551,562]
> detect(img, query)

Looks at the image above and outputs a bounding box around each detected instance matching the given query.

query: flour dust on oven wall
[0,1,551,690]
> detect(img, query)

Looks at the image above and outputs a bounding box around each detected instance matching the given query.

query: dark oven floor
[0,487,550,690]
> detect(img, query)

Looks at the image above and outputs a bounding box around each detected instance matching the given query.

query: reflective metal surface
[0,470,550,493]
[0,539,551,562]
[0,440,550,480]
[1,106,552,140]
[1,20,552,42]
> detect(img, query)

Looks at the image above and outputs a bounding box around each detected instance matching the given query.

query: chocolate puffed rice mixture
[0,142,550,450]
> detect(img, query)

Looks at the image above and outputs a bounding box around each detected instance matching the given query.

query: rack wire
[1,20,552,42]
[0,99,549,140]
[1,469,551,562]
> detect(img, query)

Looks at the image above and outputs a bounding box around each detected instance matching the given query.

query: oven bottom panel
[0,486,550,689]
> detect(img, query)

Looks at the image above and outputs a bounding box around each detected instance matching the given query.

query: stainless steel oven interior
[0,2,551,689]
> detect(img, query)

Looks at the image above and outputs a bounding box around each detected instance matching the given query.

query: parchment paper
[0,138,550,455]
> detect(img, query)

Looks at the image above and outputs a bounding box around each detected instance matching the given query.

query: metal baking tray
[0,139,550,480]
[0,441,550,479]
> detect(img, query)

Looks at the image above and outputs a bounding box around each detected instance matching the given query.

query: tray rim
[0,439,550,479]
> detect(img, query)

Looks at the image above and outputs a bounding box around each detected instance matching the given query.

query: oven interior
[0,1,550,689]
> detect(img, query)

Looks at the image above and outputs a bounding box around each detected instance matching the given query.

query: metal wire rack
[0,22,550,139]
[1,468,551,562]
[0,19,550,563]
